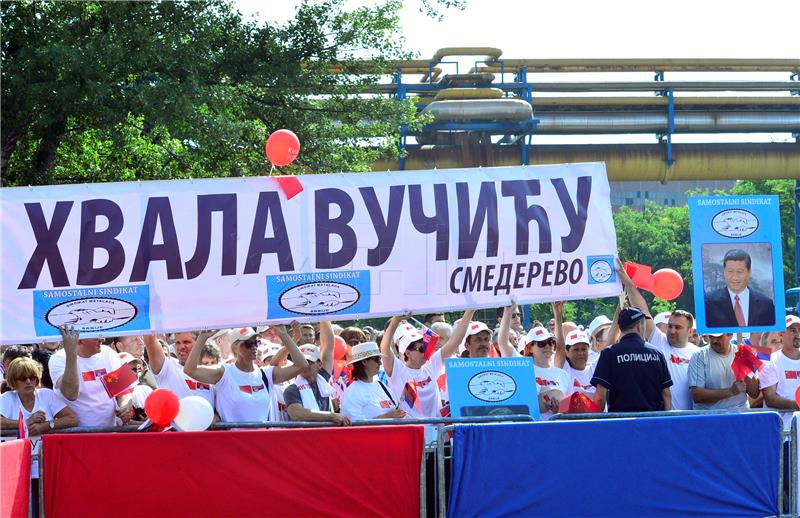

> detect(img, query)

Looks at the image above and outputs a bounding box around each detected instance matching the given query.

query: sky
[236,0,800,144]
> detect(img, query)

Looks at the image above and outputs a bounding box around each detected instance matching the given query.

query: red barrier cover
[0,439,31,518]
[43,426,423,518]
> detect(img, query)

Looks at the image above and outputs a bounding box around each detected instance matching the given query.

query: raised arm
[617,260,654,339]
[552,301,566,368]
[496,304,517,358]
[441,309,476,359]
[381,316,404,377]
[144,333,166,374]
[57,327,80,401]
[606,301,623,345]
[272,325,309,384]
[319,320,335,375]
[183,330,224,384]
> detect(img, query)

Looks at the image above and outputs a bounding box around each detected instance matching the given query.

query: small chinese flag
[558,392,601,414]
[100,364,138,398]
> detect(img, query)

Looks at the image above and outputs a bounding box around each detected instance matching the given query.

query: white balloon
[173,396,214,432]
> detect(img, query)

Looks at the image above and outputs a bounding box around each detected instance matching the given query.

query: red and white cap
[654,312,672,326]
[258,341,283,361]
[565,330,591,347]
[466,321,491,337]
[525,326,553,344]
[118,352,140,364]
[393,323,424,354]
[299,344,321,363]
[786,314,800,329]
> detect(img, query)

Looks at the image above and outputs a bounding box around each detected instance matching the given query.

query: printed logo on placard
[45,298,137,332]
[468,371,517,402]
[278,281,361,316]
[587,256,615,284]
[711,209,759,238]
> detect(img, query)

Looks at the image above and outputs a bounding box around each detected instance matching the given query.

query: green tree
[1,0,427,186]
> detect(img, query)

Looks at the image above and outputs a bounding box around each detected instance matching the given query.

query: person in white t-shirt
[184,326,307,423]
[382,310,475,418]
[497,304,570,420]
[0,357,79,481]
[145,332,216,408]
[48,327,132,427]
[760,315,800,421]
[619,268,700,410]
[551,301,596,399]
[285,321,349,425]
[341,342,405,421]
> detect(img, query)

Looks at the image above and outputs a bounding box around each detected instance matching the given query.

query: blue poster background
[445,357,540,420]
[689,195,785,334]
[266,270,371,320]
[33,284,151,337]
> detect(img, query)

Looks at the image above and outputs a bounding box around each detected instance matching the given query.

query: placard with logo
[445,357,540,420]
[689,195,785,334]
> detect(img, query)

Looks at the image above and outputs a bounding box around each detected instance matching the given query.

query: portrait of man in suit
[704,248,775,328]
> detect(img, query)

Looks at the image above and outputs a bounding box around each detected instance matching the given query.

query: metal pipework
[373,143,800,181]
[421,47,504,82]
[471,58,800,73]
[531,111,800,134]
[370,81,800,94]
[422,99,533,121]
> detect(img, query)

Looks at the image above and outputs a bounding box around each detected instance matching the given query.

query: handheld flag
[731,344,764,381]
[420,325,440,361]
[17,410,27,439]
[100,363,138,398]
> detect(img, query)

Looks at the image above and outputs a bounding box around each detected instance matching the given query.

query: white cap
[259,341,283,361]
[525,327,553,343]
[588,315,612,338]
[393,323,424,355]
[466,321,491,337]
[118,352,140,364]
[786,315,800,329]
[654,312,672,326]
[229,327,257,344]
[299,344,321,362]
[565,330,591,347]
[256,325,270,334]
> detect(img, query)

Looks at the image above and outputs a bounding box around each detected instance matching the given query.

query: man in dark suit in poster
[704,249,775,327]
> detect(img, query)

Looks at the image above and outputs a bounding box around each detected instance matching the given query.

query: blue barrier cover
[448,413,781,517]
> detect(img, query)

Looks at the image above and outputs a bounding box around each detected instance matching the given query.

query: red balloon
[333,359,347,380]
[265,129,300,166]
[145,388,180,426]
[651,268,684,301]
[333,336,347,361]
[795,385,800,409]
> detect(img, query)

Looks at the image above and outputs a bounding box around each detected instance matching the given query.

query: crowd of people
[2,265,799,444]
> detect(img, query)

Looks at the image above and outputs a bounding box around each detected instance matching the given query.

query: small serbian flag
[100,364,138,398]
[731,344,764,381]
[751,345,772,362]
[17,410,27,439]
[420,325,440,361]
[81,368,108,382]
[403,382,422,411]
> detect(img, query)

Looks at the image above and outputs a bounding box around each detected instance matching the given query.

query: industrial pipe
[372,143,800,181]
[371,81,800,94]
[422,99,533,121]
[473,58,800,73]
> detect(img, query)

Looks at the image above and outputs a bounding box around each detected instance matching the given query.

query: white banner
[0,163,620,344]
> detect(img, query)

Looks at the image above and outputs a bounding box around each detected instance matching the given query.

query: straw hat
[347,341,381,365]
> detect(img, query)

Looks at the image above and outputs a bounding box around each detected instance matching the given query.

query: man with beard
[760,315,800,416]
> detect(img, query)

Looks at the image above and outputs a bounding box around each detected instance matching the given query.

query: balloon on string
[651,268,684,300]
[795,384,800,409]
[265,129,300,166]
[173,396,214,432]
[144,388,180,426]
[333,336,347,360]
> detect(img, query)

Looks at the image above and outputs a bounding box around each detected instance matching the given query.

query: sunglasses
[241,339,259,348]
[535,340,555,348]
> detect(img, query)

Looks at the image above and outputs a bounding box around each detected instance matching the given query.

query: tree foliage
[1,0,426,185]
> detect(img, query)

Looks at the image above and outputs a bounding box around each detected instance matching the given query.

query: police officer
[591,307,673,412]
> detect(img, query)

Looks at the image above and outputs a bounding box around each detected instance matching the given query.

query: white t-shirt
[49,345,121,427]
[562,361,596,399]
[341,379,398,421]
[154,358,215,407]
[0,388,68,478]
[387,350,444,418]
[760,351,800,429]
[214,364,275,423]
[649,328,700,411]
[534,365,571,420]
